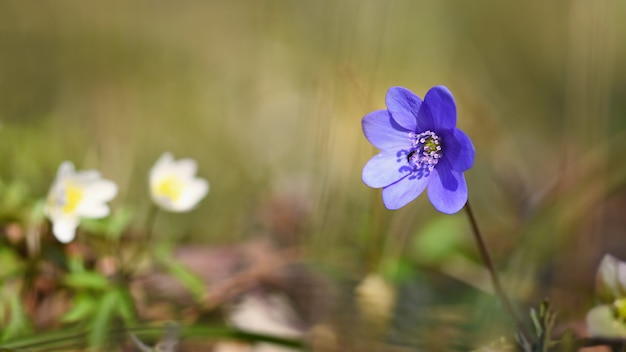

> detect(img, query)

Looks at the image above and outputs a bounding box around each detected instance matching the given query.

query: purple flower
[362,86,475,213]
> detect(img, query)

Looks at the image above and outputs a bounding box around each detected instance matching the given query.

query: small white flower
[149,152,209,212]
[45,161,118,243]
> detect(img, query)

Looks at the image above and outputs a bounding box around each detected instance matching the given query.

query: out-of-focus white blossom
[356,273,396,325]
[149,152,209,212]
[586,254,626,338]
[45,161,118,243]
[224,293,303,352]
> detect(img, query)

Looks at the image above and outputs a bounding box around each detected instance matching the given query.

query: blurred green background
[1,0,626,349]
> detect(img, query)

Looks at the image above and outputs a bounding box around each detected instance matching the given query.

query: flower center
[62,183,84,214]
[614,298,626,321]
[408,130,443,174]
[155,176,184,201]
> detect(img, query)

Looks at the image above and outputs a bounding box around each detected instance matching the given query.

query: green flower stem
[144,204,160,247]
[464,200,531,341]
[121,204,159,277]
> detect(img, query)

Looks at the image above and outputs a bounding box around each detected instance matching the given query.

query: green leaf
[81,206,134,240]
[0,248,23,280]
[28,199,46,225]
[116,287,137,326]
[412,215,465,265]
[79,218,108,237]
[0,324,304,350]
[519,300,557,352]
[0,325,89,350]
[1,181,29,213]
[380,256,416,284]
[556,330,576,352]
[67,255,86,273]
[0,300,5,325]
[64,271,111,290]
[155,246,207,304]
[105,206,134,239]
[89,289,120,348]
[165,260,207,303]
[1,292,32,341]
[61,294,97,323]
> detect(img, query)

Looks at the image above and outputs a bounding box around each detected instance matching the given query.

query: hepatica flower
[45,161,118,243]
[362,86,475,213]
[149,152,209,212]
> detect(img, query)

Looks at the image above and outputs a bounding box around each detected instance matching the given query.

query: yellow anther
[62,184,84,214]
[155,176,184,201]
[614,298,626,320]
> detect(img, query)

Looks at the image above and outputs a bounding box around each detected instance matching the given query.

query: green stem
[121,205,159,277]
[143,204,160,247]
[464,200,531,341]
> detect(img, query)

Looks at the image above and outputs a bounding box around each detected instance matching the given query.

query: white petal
[74,170,102,183]
[151,195,176,212]
[46,164,73,217]
[171,178,209,212]
[150,152,175,185]
[44,188,62,217]
[172,158,198,179]
[76,180,117,218]
[56,161,76,180]
[84,180,118,202]
[52,217,79,243]
[587,305,626,337]
[78,203,111,218]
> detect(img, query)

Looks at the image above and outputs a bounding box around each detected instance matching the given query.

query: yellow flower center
[62,183,84,214]
[155,176,184,201]
[424,138,440,153]
[615,298,626,320]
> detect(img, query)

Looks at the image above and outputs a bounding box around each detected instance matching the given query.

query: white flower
[149,152,209,212]
[45,161,118,243]
[226,293,303,352]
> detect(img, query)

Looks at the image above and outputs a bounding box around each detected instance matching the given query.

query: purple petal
[385,87,422,131]
[441,128,475,172]
[418,86,457,132]
[382,171,430,210]
[362,110,411,149]
[362,149,412,188]
[427,160,468,214]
